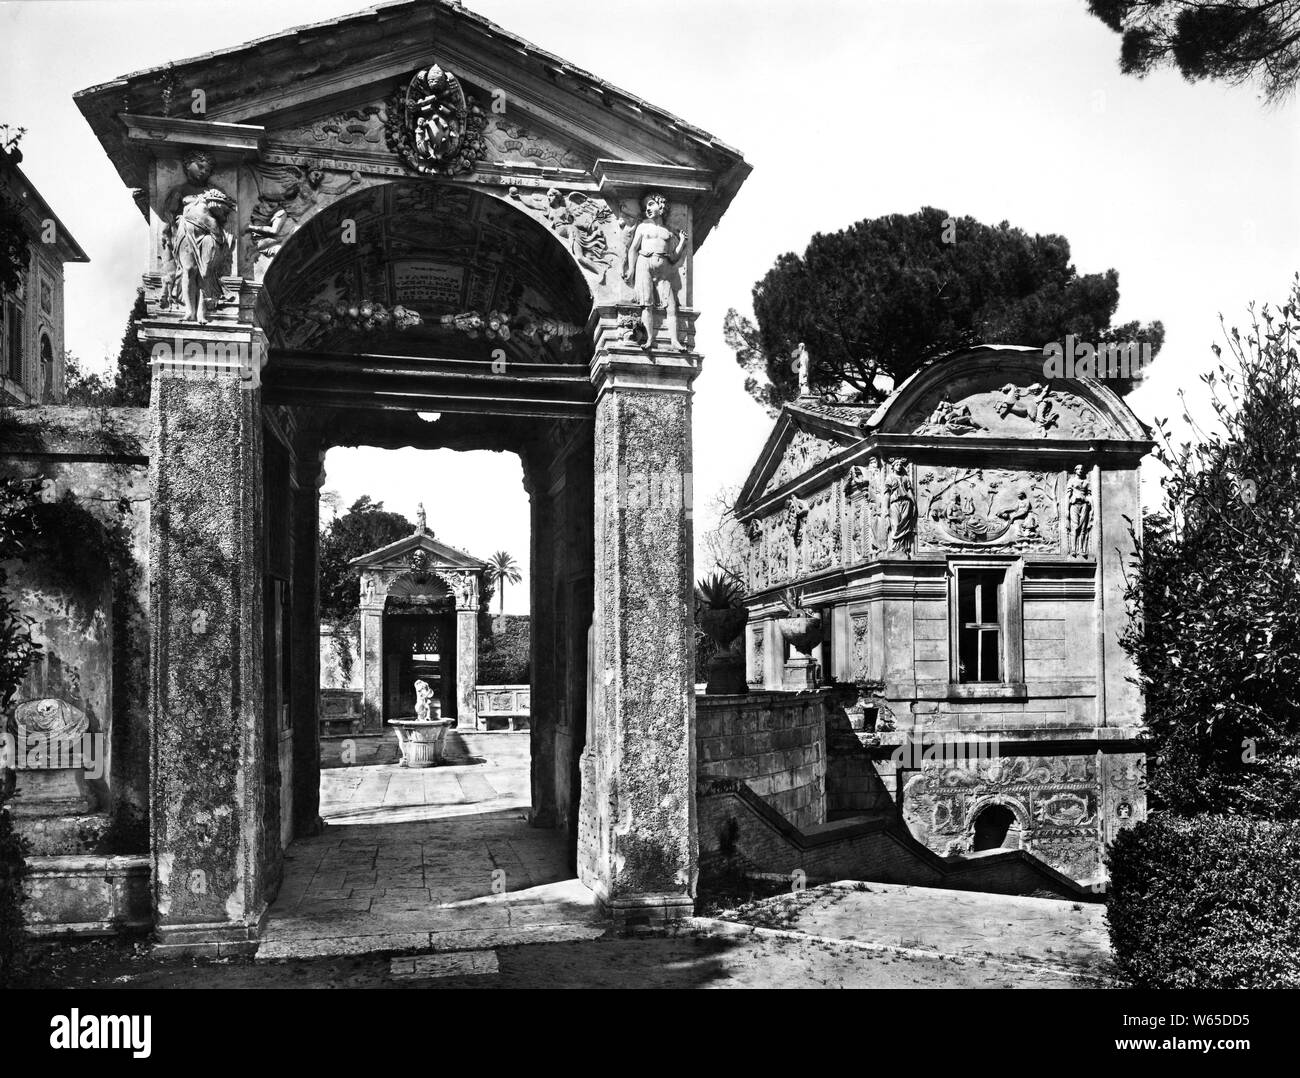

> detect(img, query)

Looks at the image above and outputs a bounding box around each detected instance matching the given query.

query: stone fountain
[389,679,454,768]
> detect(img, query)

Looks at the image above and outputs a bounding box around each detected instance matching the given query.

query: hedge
[1106,815,1300,988]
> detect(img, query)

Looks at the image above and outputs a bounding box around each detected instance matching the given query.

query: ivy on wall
[0,476,41,985]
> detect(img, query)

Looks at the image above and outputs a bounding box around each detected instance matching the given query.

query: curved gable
[871,347,1150,442]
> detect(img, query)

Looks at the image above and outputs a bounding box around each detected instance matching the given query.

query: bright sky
[3,0,1297,614]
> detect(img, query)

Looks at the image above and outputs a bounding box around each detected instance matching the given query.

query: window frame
[947,558,1025,699]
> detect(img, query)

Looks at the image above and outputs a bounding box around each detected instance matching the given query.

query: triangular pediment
[349,529,486,570]
[75,0,748,244]
[737,402,868,511]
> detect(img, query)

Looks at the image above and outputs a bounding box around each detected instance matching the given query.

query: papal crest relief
[386,64,488,176]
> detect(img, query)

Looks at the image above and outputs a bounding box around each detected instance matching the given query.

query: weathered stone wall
[696,691,827,831]
[319,621,361,690]
[0,405,151,850]
[899,748,1146,885]
[696,781,1087,900]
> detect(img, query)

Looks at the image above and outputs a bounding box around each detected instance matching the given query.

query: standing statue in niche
[885,459,917,553]
[159,149,217,310]
[173,188,236,323]
[1067,464,1093,556]
[453,573,475,608]
[622,192,689,352]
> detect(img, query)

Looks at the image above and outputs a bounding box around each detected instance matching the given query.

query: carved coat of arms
[387,65,487,176]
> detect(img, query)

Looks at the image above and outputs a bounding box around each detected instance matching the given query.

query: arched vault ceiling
[261,182,592,365]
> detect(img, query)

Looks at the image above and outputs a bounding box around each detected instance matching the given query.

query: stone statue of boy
[622,192,688,351]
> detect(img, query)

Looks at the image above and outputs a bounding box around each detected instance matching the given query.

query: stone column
[580,308,700,925]
[290,444,324,837]
[146,322,267,956]
[358,578,384,731]
[454,572,478,728]
[526,453,558,826]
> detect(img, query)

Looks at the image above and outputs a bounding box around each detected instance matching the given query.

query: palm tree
[486,551,522,613]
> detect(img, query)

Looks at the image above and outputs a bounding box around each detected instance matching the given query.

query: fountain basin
[389,719,454,768]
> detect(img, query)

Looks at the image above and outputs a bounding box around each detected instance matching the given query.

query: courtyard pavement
[258,731,603,960]
[701,880,1112,979]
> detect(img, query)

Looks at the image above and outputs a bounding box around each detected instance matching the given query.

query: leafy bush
[1106,815,1300,988]
[477,614,530,684]
[0,476,41,985]
[1122,277,1300,818]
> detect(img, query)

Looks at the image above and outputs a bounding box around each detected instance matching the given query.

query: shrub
[477,615,530,684]
[1121,279,1300,817]
[0,475,40,985]
[1106,815,1300,988]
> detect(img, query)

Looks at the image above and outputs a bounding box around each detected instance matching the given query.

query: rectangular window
[957,568,1003,683]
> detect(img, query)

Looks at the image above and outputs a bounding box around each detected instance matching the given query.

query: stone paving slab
[390,950,500,979]
[713,881,1112,977]
[259,733,600,959]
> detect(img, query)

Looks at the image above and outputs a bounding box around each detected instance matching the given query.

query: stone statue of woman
[1067,464,1093,556]
[173,187,235,322]
[885,459,916,553]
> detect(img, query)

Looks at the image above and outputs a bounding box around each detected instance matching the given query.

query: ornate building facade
[734,346,1151,886]
[0,146,87,404]
[349,510,487,730]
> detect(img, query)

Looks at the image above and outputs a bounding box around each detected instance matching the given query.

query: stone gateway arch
[74,1,749,953]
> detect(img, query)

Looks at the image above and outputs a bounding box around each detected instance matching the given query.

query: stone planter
[390,719,454,768]
[779,614,823,690]
[699,607,749,695]
[698,606,748,649]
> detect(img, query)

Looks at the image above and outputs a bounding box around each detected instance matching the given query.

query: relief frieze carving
[917,466,1062,552]
[764,429,838,496]
[902,754,1102,880]
[907,379,1109,439]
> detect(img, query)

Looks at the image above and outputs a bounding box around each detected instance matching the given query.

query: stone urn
[779,613,823,690]
[699,607,750,695]
[695,575,749,696]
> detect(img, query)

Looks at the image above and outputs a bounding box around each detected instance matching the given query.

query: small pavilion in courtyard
[349,505,487,730]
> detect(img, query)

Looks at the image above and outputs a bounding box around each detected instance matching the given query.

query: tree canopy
[319,496,413,624]
[1122,275,1300,819]
[486,551,522,614]
[1087,1,1300,102]
[726,206,1163,413]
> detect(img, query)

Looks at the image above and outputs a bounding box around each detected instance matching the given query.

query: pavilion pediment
[739,404,867,507]
[872,347,1151,442]
[350,530,486,572]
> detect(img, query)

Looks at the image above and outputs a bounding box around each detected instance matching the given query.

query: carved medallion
[386,66,487,176]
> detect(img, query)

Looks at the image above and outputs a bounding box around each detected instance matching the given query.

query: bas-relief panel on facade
[899,753,1138,882]
[763,429,839,498]
[916,466,1063,553]
[907,378,1109,440]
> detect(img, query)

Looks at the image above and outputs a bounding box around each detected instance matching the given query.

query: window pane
[979,627,1000,682]
[958,572,977,624]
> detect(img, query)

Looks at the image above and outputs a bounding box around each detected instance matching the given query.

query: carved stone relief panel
[906,379,1110,440]
[901,753,1103,881]
[850,613,870,682]
[764,429,838,497]
[916,466,1062,553]
[804,488,839,573]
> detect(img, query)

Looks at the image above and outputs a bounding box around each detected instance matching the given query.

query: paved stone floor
[258,731,602,959]
[708,880,1112,978]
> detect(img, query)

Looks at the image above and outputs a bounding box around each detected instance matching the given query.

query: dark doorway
[382,606,455,721]
[972,804,1015,851]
